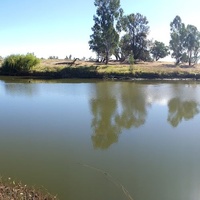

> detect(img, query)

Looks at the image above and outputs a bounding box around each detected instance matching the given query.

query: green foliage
[60,65,101,78]
[0,56,3,66]
[170,16,187,65]
[129,54,134,65]
[129,54,134,73]
[2,54,40,73]
[151,40,169,61]
[89,0,123,64]
[170,15,200,66]
[184,24,200,65]
[117,34,132,61]
[48,56,58,59]
[118,13,150,61]
[65,55,72,60]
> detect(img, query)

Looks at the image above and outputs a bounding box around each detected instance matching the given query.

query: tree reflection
[168,98,200,127]
[90,82,148,149]
[91,83,120,149]
[4,83,38,97]
[115,83,148,128]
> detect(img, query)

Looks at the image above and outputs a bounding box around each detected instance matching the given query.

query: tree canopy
[89,0,123,64]
[151,40,169,61]
[89,1,200,65]
[118,13,150,61]
[170,15,200,66]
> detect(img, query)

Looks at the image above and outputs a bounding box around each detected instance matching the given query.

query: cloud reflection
[90,82,200,149]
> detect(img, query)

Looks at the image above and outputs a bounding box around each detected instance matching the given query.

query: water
[0,76,200,200]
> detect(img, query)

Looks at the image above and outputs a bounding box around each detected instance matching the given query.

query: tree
[89,0,123,64]
[169,15,186,65]
[151,40,169,61]
[118,13,150,61]
[48,56,58,59]
[170,15,200,66]
[114,34,132,62]
[184,24,200,66]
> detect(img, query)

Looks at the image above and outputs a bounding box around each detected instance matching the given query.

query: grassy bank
[0,177,58,200]
[1,59,200,80]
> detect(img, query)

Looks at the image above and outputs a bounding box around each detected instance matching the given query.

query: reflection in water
[2,78,200,200]
[91,83,120,149]
[4,83,39,97]
[90,82,200,149]
[90,82,149,149]
[168,98,200,127]
[115,83,148,128]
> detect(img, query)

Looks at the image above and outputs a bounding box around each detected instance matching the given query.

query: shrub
[1,54,40,73]
[129,54,134,65]
[129,54,134,73]
[48,56,58,59]
[0,56,3,66]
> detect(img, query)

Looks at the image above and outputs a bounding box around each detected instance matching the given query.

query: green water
[0,76,200,200]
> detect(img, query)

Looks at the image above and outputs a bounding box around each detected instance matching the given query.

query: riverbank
[0,177,58,200]
[1,59,200,80]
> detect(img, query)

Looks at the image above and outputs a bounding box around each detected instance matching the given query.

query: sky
[1,0,200,60]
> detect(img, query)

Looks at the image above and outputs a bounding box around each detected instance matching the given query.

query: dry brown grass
[92,61,200,76]
[2,58,199,78]
[131,61,200,74]
[35,59,200,75]
[0,177,58,200]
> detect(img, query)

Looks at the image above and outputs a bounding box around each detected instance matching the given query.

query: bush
[129,54,134,73]
[48,56,58,59]
[1,54,40,73]
[129,54,134,65]
[0,56,3,66]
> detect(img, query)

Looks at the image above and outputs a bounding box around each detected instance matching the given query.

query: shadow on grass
[179,64,195,68]
[58,65,103,78]
[1,64,200,80]
[162,63,196,69]
[162,64,176,68]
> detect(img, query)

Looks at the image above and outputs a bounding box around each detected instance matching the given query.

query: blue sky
[1,0,200,59]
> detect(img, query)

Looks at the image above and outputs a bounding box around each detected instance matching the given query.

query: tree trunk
[188,51,192,66]
[114,53,120,61]
[105,51,109,65]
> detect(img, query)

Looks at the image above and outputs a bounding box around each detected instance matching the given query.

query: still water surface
[0,76,200,200]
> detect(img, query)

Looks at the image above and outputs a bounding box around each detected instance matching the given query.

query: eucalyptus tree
[151,40,169,61]
[169,15,186,65]
[118,13,150,61]
[89,0,123,64]
[115,34,132,62]
[170,15,200,66]
[184,24,200,66]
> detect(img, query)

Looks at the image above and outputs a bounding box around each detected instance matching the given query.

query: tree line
[89,0,200,66]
